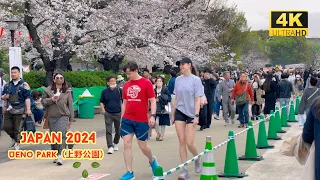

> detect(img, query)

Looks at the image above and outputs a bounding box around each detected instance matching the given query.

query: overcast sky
[232,0,320,37]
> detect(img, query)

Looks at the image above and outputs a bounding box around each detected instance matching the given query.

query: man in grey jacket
[217,71,235,126]
[298,76,320,119]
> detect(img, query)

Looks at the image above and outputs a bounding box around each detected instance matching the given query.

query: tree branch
[35,19,49,28]
[24,0,52,71]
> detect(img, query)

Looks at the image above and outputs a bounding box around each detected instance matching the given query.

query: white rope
[162,104,290,176]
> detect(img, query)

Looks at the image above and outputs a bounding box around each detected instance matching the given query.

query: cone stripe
[201,167,217,175]
[203,162,215,167]
[204,150,214,162]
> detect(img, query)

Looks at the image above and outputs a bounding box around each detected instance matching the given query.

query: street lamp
[5,17,19,47]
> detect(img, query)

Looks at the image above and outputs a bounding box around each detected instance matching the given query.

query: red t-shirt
[122,78,155,122]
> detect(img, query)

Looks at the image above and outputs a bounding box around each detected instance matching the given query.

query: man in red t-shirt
[119,62,160,180]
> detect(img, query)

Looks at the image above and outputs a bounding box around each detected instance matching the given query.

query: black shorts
[174,109,194,124]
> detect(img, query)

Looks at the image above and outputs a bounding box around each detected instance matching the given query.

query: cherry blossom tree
[0,0,225,83]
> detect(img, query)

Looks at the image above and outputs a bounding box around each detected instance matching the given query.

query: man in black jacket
[201,69,218,130]
[100,76,122,154]
[278,73,295,119]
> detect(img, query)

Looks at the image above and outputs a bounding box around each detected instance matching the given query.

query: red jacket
[231,81,254,102]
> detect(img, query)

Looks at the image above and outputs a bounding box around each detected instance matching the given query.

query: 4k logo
[269,11,308,36]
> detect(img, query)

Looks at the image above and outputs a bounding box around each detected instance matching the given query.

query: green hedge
[24,71,170,89]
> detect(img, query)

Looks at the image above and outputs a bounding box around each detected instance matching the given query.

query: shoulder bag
[236,82,248,105]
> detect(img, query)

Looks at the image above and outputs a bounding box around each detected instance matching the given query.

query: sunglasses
[55,77,64,80]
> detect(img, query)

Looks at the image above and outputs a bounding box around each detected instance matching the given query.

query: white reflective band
[203,151,214,162]
[201,166,217,175]
[248,126,252,128]
[153,177,164,180]
[228,136,234,140]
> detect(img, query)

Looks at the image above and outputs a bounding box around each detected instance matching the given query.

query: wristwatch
[195,114,199,118]
[151,114,156,118]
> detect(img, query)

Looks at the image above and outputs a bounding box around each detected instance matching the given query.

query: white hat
[296,75,301,78]
[117,75,124,81]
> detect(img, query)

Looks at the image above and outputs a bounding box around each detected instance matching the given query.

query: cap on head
[0,68,4,73]
[176,57,192,66]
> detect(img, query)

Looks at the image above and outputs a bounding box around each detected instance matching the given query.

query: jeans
[32,109,44,123]
[213,97,221,116]
[237,101,249,124]
[0,107,2,135]
[279,98,290,119]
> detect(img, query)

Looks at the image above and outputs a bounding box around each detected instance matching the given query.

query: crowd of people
[1,59,320,179]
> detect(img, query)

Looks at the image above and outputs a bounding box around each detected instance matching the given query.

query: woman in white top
[171,57,204,179]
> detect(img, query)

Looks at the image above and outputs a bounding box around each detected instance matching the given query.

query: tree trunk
[98,54,124,72]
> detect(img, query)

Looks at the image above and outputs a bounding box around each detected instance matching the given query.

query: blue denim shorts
[120,118,150,141]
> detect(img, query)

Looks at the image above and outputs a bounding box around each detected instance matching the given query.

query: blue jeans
[279,98,290,119]
[237,101,249,124]
[213,97,221,116]
[32,109,44,123]
[0,107,2,133]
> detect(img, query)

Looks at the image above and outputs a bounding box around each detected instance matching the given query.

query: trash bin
[73,88,86,109]
[78,95,95,119]
[88,86,105,106]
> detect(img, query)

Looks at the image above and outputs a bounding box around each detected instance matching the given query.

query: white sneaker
[8,139,15,149]
[114,144,119,151]
[108,147,114,154]
[57,155,63,166]
[14,143,20,150]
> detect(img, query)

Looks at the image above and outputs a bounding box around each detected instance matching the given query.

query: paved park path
[0,113,304,180]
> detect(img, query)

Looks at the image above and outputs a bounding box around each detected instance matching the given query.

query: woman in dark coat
[154,76,171,141]
[302,98,320,180]
[262,72,278,115]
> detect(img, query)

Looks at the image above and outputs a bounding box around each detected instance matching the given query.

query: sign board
[9,47,23,80]
[79,173,110,180]
[269,11,308,36]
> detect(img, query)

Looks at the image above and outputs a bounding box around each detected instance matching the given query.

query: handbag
[280,133,300,156]
[301,142,315,180]
[42,110,49,129]
[236,82,248,105]
[164,103,171,114]
[24,114,36,133]
[42,117,49,129]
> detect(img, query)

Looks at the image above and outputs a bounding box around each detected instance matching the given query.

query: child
[31,90,44,127]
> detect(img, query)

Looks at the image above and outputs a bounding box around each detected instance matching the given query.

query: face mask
[109,84,117,88]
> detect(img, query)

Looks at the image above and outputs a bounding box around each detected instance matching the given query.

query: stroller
[251,90,261,121]
[251,104,260,121]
